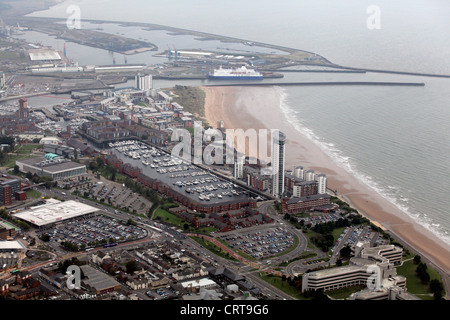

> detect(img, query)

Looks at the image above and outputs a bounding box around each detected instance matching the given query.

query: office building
[0,177,23,206]
[271,131,286,197]
[301,242,418,300]
[281,193,331,214]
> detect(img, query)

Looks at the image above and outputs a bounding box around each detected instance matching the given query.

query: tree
[126,260,138,274]
[429,279,444,295]
[96,156,104,168]
[416,262,430,284]
[413,255,421,264]
[40,233,51,242]
[339,245,352,259]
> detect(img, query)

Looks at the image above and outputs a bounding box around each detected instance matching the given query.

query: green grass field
[2,144,42,168]
[26,189,41,199]
[152,208,216,233]
[190,236,237,261]
[258,272,308,300]
[397,255,445,300]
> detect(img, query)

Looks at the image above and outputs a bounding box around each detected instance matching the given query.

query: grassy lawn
[2,144,42,168]
[258,272,308,300]
[26,189,41,199]
[190,236,237,261]
[153,208,185,226]
[397,256,444,300]
[152,208,216,233]
[331,227,346,243]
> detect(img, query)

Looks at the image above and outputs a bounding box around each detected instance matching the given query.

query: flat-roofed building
[16,156,86,180]
[80,265,122,295]
[302,243,412,299]
[354,241,403,266]
[181,278,218,293]
[28,49,62,62]
[281,193,331,214]
[43,144,76,159]
[12,200,99,227]
[0,177,23,206]
[0,220,18,240]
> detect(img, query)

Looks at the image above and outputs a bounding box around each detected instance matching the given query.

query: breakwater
[205,81,425,87]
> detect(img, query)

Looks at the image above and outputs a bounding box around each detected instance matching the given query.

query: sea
[7,0,450,243]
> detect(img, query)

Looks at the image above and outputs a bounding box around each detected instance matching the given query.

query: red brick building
[281,194,331,214]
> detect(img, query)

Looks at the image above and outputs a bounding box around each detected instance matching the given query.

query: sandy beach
[202,85,450,276]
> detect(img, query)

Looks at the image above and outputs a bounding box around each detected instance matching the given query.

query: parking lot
[331,225,382,255]
[39,214,147,249]
[217,226,295,260]
[297,211,344,226]
[146,286,179,300]
[77,181,153,215]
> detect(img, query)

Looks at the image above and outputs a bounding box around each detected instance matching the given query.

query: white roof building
[13,200,99,227]
[28,49,62,61]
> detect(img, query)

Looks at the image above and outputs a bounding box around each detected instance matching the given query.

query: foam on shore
[275,85,450,245]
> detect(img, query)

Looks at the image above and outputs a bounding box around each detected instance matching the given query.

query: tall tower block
[271,131,286,197]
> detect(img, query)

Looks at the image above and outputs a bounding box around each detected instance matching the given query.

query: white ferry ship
[208,66,263,80]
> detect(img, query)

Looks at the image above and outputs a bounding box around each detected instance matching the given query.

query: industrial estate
[0,0,447,305]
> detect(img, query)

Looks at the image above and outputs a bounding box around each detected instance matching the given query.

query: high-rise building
[0,71,6,88]
[316,173,327,194]
[135,73,152,95]
[18,97,29,120]
[305,169,316,181]
[271,131,286,197]
[294,165,304,180]
[233,153,245,179]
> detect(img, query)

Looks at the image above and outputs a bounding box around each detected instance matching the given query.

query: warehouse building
[80,265,122,295]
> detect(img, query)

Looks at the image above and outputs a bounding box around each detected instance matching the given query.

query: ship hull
[208,75,264,80]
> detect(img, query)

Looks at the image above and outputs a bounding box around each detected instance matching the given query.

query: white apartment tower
[135,73,152,95]
[316,173,327,194]
[305,169,316,181]
[271,131,286,197]
[233,153,245,179]
[294,166,304,180]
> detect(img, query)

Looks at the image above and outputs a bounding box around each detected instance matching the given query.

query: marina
[108,140,251,204]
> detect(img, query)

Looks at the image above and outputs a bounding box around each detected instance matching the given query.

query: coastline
[202,85,450,275]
